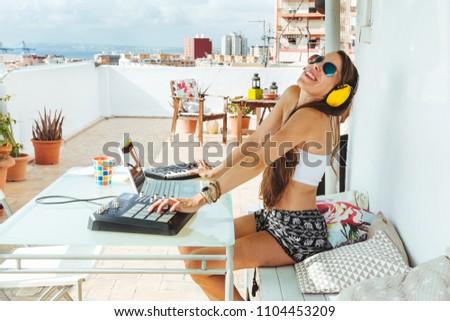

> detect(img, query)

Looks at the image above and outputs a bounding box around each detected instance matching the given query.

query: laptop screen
[121,138,145,192]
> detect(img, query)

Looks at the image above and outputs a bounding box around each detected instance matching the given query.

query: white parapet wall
[100,65,301,117]
[3,63,302,155]
[4,62,100,155]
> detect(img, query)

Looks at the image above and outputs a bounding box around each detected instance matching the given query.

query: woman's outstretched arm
[200,85,300,179]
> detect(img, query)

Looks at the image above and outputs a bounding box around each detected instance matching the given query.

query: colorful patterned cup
[93,156,113,186]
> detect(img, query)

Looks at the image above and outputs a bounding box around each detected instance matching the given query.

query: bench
[245,266,337,301]
[243,191,369,301]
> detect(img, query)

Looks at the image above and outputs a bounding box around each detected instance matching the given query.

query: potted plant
[227,97,255,135]
[31,108,64,165]
[0,143,15,192]
[0,93,30,182]
[0,96,17,189]
[0,94,12,159]
[1,114,28,182]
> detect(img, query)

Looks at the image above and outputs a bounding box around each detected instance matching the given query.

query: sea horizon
[1,43,188,60]
[2,42,224,60]
[35,46,185,60]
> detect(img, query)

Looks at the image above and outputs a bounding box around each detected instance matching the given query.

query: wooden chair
[170,79,227,144]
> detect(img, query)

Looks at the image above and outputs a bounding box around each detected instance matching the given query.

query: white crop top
[292,148,329,186]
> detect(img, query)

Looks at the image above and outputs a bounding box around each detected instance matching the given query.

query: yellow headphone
[326,84,353,107]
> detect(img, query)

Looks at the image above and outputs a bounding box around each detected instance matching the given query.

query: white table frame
[0,167,235,301]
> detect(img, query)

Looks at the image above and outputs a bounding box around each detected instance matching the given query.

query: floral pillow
[317,200,376,248]
[172,79,198,99]
[172,79,201,113]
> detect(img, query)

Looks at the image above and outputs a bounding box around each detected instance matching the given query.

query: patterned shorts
[254,208,329,263]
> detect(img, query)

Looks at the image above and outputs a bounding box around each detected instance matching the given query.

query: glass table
[0,166,235,300]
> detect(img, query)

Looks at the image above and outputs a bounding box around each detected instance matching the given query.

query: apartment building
[220,32,249,56]
[274,0,356,65]
[183,34,212,60]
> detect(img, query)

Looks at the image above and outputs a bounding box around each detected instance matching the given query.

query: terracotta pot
[0,144,12,161]
[0,167,7,191]
[228,117,251,135]
[32,139,63,165]
[7,153,29,182]
[177,119,197,134]
[0,156,15,190]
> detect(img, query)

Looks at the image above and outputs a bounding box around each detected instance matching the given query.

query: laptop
[120,137,201,196]
[87,139,201,235]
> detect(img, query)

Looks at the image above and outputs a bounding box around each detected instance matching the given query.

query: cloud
[0,0,274,46]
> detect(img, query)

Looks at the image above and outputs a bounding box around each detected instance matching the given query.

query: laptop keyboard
[141,180,180,199]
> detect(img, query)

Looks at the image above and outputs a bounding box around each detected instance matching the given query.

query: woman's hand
[148,193,206,214]
[194,160,216,179]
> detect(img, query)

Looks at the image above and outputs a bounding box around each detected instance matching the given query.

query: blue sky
[0,0,274,48]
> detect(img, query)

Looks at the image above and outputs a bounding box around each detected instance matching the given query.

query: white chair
[0,190,102,301]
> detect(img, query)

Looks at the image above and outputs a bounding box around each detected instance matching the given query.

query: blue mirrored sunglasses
[308,54,337,77]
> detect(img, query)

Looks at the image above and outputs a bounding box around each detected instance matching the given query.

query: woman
[149,50,359,300]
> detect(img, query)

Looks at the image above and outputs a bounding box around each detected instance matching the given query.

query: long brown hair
[259,50,359,209]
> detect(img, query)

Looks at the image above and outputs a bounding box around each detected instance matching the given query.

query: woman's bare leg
[186,230,295,301]
[178,214,259,255]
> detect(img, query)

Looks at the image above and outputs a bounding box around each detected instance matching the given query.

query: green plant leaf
[32,108,64,141]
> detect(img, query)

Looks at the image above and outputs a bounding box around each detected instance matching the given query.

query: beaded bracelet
[209,180,222,200]
[200,180,223,205]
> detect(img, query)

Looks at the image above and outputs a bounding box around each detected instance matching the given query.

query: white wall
[3,62,302,154]
[102,65,300,117]
[4,63,100,154]
[349,0,450,265]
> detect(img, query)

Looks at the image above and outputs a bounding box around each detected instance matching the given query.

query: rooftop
[2,0,450,294]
